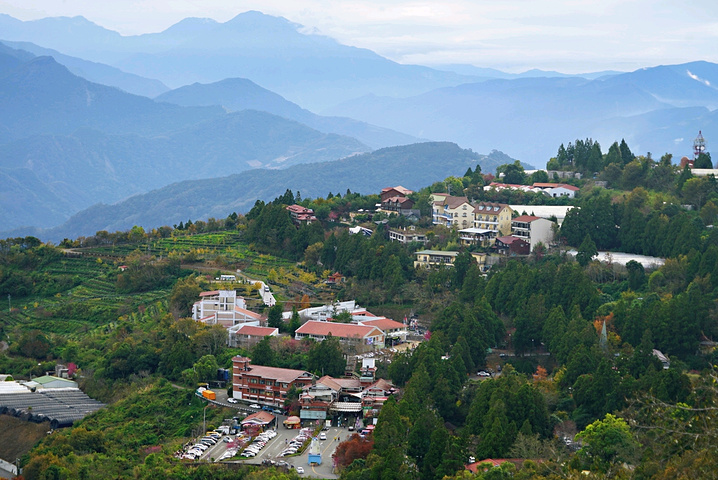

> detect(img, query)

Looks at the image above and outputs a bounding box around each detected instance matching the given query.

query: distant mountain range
[155,78,421,149]
[1,10,718,237]
[0,11,480,110]
[327,62,718,163]
[0,40,169,98]
[0,48,371,230]
[1,143,512,242]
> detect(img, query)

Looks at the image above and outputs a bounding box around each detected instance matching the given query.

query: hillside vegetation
[2,138,718,479]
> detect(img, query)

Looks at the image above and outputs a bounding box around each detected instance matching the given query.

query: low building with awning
[240,411,275,429]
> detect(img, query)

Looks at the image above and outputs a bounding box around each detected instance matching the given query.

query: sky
[1,0,717,73]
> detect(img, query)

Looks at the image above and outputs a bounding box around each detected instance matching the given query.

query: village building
[432,195,473,229]
[458,227,496,247]
[388,227,428,245]
[494,236,531,256]
[414,250,459,269]
[531,182,580,198]
[380,186,413,202]
[380,196,416,216]
[282,300,363,321]
[232,356,314,407]
[509,205,576,226]
[511,215,556,252]
[294,321,385,352]
[286,204,317,225]
[227,325,279,349]
[192,290,264,328]
[358,317,408,344]
[473,202,513,236]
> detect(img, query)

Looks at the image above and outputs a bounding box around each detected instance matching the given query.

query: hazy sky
[1,0,717,73]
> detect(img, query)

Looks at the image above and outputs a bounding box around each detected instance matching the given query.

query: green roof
[33,375,76,385]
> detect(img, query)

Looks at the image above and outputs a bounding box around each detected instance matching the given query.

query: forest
[1,137,718,479]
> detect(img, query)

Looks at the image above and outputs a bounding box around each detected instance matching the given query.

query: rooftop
[296,321,380,339]
[415,250,460,257]
[359,318,407,331]
[233,357,313,383]
[512,215,542,223]
[231,325,278,336]
[496,236,528,245]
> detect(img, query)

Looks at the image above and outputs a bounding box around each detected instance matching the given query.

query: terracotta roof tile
[296,321,381,339]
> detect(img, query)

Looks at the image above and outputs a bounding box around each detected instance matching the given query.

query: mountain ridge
[0,143,512,242]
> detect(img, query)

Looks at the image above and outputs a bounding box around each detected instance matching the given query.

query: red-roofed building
[240,410,276,429]
[295,321,385,352]
[381,196,416,215]
[228,325,279,349]
[532,182,580,198]
[325,272,345,285]
[380,186,414,202]
[287,204,317,225]
[359,318,408,343]
[232,356,314,407]
[494,236,530,256]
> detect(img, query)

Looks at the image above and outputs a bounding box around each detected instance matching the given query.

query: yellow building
[473,202,513,236]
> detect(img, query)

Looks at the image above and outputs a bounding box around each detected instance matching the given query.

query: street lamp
[203,404,209,434]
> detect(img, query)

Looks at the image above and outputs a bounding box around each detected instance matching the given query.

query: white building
[192,290,263,328]
[388,228,427,244]
[509,205,577,227]
[511,215,556,252]
[282,300,361,321]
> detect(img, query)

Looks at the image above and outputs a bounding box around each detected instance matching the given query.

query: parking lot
[248,425,344,478]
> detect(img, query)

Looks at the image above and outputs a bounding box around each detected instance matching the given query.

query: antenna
[694,130,706,159]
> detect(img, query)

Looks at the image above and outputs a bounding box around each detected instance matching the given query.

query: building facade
[388,228,427,245]
[294,321,385,352]
[473,202,513,236]
[192,290,264,328]
[413,250,459,269]
[511,216,555,252]
[227,325,279,349]
[432,195,473,228]
[232,356,314,406]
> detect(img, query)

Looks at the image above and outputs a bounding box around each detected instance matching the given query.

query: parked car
[477,371,491,377]
[249,404,261,409]
[296,466,305,474]
[227,398,238,404]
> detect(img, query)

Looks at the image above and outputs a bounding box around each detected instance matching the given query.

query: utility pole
[203,404,209,435]
[7,294,10,312]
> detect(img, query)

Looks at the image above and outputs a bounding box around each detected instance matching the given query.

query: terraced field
[1,230,329,337]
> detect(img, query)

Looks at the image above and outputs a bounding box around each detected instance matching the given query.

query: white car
[296,466,305,474]
[319,433,327,440]
[477,371,491,378]
[227,398,238,404]
[249,404,261,409]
